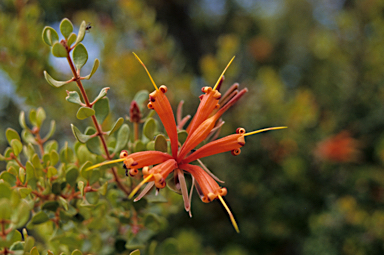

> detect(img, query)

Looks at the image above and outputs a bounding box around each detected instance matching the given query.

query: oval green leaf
[43,120,56,141]
[75,21,87,45]
[113,124,130,154]
[44,71,71,87]
[31,211,49,225]
[154,134,168,152]
[11,139,23,157]
[52,41,68,58]
[67,33,77,47]
[106,117,124,136]
[143,117,157,140]
[66,91,83,105]
[6,128,20,144]
[76,107,95,120]
[73,43,88,70]
[83,58,100,80]
[94,97,109,124]
[42,26,59,46]
[60,18,73,39]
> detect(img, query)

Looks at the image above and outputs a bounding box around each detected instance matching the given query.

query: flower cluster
[88,54,286,232]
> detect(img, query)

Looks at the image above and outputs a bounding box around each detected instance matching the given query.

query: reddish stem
[65,53,130,196]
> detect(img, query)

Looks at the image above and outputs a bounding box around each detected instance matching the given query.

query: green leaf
[66,168,79,187]
[143,118,157,140]
[92,87,110,105]
[6,128,20,144]
[36,107,46,128]
[133,140,146,152]
[89,170,100,185]
[106,118,124,136]
[78,181,85,197]
[84,127,102,155]
[160,239,178,255]
[85,192,99,204]
[31,154,42,169]
[31,211,49,225]
[75,21,87,45]
[146,141,155,151]
[18,187,32,198]
[24,236,35,252]
[66,91,83,105]
[113,124,130,154]
[73,43,88,70]
[98,182,108,196]
[129,250,141,255]
[42,121,56,143]
[11,139,23,156]
[44,71,71,87]
[80,161,93,180]
[67,33,77,47]
[14,201,30,228]
[177,131,188,145]
[42,26,59,46]
[52,41,68,58]
[0,171,16,186]
[30,247,40,255]
[29,109,37,126]
[44,140,58,153]
[71,250,83,255]
[19,111,28,130]
[83,58,100,79]
[42,201,60,212]
[25,161,36,181]
[60,18,73,39]
[76,107,95,120]
[0,198,12,220]
[154,135,168,152]
[19,167,26,184]
[58,196,69,211]
[0,230,22,249]
[23,144,35,159]
[47,251,54,255]
[94,97,109,124]
[50,150,59,166]
[71,124,92,143]
[60,142,75,163]
[144,213,161,231]
[47,166,58,178]
[21,130,37,144]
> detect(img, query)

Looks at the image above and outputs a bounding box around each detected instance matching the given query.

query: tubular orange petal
[186,87,221,135]
[179,163,221,199]
[126,151,173,169]
[147,85,179,158]
[182,133,245,164]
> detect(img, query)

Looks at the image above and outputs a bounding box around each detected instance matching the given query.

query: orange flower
[88,54,286,232]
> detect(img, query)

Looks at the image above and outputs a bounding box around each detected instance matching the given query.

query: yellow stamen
[218,194,240,233]
[244,126,287,137]
[213,56,235,91]
[85,158,126,171]
[132,52,159,91]
[128,173,154,199]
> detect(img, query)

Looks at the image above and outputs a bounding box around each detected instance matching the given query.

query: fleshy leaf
[30,247,40,255]
[18,187,31,198]
[98,182,108,196]
[31,211,49,225]
[21,130,36,144]
[36,107,46,128]
[85,192,99,204]
[106,118,124,136]
[143,118,157,140]
[42,201,60,212]
[75,21,87,45]
[60,18,73,39]
[58,196,69,211]
[67,33,77,47]
[94,97,109,124]
[43,120,56,141]
[78,181,85,197]
[44,71,72,87]
[11,139,23,156]
[29,109,37,126]
[52,41,68,58]
[0,171,16,186]
[133,90,150,112]
[76,107,95,120]
[93,88,110,107]
[71,124,92,143]
[6,128,20,144]
[19,111,28,130]
[84,127,102,155]
[0,182,12,199]
[113,124,130,154]
[178,131,188,145]
[133,140,145,152]
[154,134,168,152]
[71,250,82,255]
[66,168,79,187]
[83,58,100,79]
[73,43,88,70]
[42,26,59,46]
[66,91,83,105]
[129,250,140,255]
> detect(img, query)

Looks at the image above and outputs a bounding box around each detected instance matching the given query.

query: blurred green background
[2,0,384,254]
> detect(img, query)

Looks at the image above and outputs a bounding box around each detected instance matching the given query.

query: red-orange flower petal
[147,85,179,158]
[186,86,221,135]
[122,150,173,169]
[182,133,245,164]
